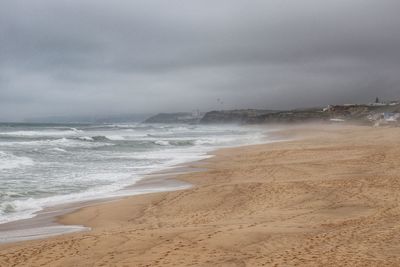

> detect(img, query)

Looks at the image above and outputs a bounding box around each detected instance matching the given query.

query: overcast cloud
[1,0,400,121]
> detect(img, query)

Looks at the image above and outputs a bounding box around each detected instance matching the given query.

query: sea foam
[0,151,34,170]
[0,129,81,137]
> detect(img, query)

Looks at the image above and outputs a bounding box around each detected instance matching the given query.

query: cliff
[326,104,400,119]
[200,104,400,125]
[143,103,400,125]
[200,108,329,124]
[257,108,330,124]
[200,109,277,124]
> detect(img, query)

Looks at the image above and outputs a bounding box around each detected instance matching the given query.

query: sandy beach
[2,124,400,266]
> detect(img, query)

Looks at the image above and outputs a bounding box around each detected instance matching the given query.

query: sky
[1,0,400,121]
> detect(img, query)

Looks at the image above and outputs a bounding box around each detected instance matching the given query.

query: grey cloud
[1,0,400,121]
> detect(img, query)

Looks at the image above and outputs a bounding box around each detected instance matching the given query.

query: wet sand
[2,124,400,266]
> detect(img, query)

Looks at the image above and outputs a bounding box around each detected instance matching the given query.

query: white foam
[0,151,34,170]
[51,147,67,153]
[0,172,135,224]
[0,130,81,137]
[78,136,94,141]
[0,138,111,148]
[69,128,83,133]
[106,135,125,141]
[154,140,170,146]
[0,199,42,224]
[194,138,220,146]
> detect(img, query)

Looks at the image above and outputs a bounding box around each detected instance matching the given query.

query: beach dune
[2,125,400,266]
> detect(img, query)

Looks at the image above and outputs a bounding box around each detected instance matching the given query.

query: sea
[0,122,269,226]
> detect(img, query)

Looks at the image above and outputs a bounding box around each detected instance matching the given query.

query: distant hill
[200,108,329,124]
[140,102,400,126]
[143,112,203,124]
[200,103,400,125]
[200,109,278,124]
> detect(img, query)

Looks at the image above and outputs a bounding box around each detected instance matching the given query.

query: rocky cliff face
[200,108,328,124]
[143,103,400,125]
[257,108,330,124]
[200,104,400,125]
[326,104,400,119]
[200,109,277,124]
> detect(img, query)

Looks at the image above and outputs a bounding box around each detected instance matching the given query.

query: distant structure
[367,98,400,107]
[368,97,387,106]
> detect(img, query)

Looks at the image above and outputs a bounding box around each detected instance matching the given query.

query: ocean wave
[0,172,136,224]
[69,128,82,133]
[80,124,156,132]
[78,135,125,141]
[0,151,34,170]
[152,139,196,146]
[153,140,170,146]
[53,138,112,148]
[50,147,67,153]
[169,140,195,146]
[105,135,126,141]
[0,198,42,224]
[194,139,215,145]
[0,138,112,148]
[78,136,94,141]
[0,129,82,138]
[0,123,269,226]
[194,136,245,146]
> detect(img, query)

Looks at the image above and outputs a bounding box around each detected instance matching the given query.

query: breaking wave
[0,151,34,170]
[0,129,82,138]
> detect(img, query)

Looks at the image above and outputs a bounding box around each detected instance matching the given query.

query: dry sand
[2,124,400,266]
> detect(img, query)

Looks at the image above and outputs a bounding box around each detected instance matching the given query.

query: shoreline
[0,165,199,244]
[0,126,280,244]
[4,124,400,266]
